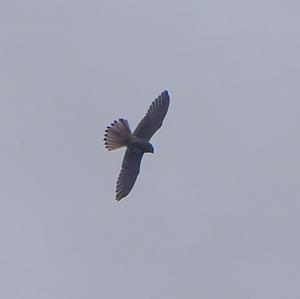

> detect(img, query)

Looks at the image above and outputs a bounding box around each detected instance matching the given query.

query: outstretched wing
[115,147,144,201]
[133,90,170,141]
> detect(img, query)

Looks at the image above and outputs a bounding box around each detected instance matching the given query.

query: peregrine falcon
[104,90,170,201]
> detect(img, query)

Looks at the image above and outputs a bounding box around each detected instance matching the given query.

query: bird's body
[104,90,170,201]
[129,135,154,153]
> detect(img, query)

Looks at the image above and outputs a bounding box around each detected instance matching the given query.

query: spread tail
[104,118,131,150]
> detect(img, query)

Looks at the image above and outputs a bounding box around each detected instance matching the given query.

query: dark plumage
[104,90,170,201]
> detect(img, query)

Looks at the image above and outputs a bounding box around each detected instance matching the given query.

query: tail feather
[104,118,131,150]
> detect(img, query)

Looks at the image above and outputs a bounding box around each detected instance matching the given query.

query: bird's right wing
[133,90,170,141]
[115,147,144,201]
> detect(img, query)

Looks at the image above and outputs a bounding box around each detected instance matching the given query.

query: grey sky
[1,0,300,298]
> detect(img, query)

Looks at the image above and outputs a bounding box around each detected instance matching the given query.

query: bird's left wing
[115,147,144,201]
[133,90,170,141]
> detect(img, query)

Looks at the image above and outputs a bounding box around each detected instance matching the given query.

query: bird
[104,90,170,201]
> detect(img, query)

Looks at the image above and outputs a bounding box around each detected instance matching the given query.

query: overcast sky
[1,1,300,298]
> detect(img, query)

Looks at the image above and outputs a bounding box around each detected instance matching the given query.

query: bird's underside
[104,90,170,201]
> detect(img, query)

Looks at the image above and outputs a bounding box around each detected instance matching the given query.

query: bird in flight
[104,90,170,201]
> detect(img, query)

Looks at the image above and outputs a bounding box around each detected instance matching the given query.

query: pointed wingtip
[115,194,123,201]
[164,90,170,100]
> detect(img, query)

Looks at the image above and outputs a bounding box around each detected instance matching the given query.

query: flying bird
[104,90,170,201]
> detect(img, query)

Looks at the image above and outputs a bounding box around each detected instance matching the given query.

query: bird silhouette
[104,90,170,201]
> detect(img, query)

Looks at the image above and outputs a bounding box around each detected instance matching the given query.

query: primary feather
[134,90,170,141]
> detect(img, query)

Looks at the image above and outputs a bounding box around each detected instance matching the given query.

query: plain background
[1,1,300,298]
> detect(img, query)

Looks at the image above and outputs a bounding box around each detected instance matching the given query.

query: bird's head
[145,143,154,154]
